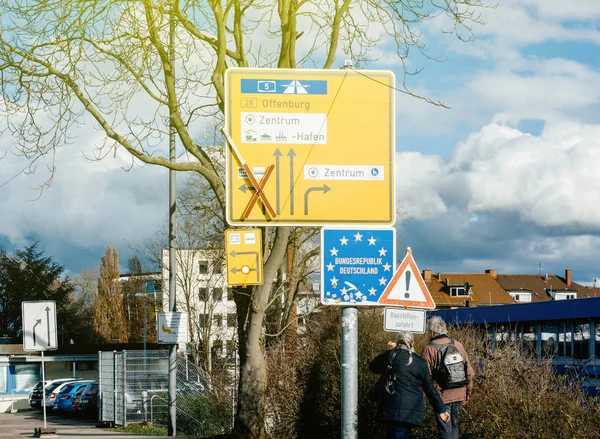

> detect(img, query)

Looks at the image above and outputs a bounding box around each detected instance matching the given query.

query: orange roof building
[496,269,589,303]
[423,269,515,309]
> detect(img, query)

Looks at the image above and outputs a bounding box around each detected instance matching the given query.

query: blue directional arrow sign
[321,227,396,305]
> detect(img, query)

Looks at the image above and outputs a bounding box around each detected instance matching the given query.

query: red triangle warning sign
[379,249,436,309]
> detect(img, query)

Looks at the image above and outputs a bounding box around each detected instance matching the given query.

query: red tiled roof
[496,274,589,302]
[426,273,515,308]
[583,287,600,299]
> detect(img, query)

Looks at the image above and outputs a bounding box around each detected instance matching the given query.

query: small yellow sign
[225,229,263,286]
[225,68,395,226]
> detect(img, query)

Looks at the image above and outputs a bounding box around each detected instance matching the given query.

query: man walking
[421,316,474,439]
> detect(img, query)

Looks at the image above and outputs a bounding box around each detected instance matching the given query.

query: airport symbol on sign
[321,227,396,305]
[22,301,58,351]
[379,248,436,309]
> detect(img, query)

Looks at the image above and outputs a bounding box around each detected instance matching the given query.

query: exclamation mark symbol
[405,271,411,299]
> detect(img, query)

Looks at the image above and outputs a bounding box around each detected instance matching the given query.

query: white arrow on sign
[22,301,58,351]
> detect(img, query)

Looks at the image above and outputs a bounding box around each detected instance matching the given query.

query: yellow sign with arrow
[225,228,264,286]
[224,68,395,226]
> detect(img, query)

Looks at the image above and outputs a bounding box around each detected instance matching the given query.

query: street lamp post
[135,288,150,422]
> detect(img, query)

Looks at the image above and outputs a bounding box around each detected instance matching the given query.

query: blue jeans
[436,401,462,439]
[385,422,412,439]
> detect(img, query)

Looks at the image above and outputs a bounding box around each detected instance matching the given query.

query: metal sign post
[340,307,358,439]
[22,301,58,437]
[320,227,396,438]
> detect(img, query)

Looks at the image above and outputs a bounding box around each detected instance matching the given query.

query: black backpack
[429,339,469,390]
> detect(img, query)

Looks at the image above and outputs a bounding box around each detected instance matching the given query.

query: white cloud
[396,120,600,229]
[0,137,169,253]
[395,152,448,220]
[518,0,600,21]
[458,121,600,227]
[430,0,600,48]
[395,120,600,282]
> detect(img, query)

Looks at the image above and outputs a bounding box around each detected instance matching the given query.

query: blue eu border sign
[321,227,396,306]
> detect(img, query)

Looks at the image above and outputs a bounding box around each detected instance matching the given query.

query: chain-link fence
[98,350,233,436]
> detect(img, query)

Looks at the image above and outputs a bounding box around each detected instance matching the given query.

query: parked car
[73,382,99,418]
[29,378,79,409]
[53,380,94,413]
[43,379,81,409]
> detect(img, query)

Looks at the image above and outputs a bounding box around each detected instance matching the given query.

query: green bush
[151,392,232,437]
[267,308,600,439]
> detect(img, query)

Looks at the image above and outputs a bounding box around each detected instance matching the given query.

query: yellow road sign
[225,229,263,286]
[225,68,395,226]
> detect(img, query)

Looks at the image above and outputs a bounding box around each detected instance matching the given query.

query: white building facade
[161,249,237,363]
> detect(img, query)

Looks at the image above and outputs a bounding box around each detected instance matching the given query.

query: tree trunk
[234,226,291,438]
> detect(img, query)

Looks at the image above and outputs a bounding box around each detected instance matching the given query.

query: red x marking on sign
[242,164,276,220]
[222,128,277,220]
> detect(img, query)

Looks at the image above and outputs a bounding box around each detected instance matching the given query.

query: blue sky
[1,0,600,286]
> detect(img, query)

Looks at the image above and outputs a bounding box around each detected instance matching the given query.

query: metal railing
[98,350,232,436]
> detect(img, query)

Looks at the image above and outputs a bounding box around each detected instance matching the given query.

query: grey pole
[143,294,147,354]
[41,351,46,429]
[341,306,358,439]
[167,12,178,437]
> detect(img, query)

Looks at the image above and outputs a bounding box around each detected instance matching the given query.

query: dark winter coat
[370,347,447,426]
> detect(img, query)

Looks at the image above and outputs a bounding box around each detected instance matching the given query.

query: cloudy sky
[1,0,599,285]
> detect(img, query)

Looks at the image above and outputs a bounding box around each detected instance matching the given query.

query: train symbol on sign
[257,81,276,93]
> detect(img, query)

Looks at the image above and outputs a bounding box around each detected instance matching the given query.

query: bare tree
[72,268,99,308]
[93,247,128,343]
[122,256,156,343]
[0,1,485,436]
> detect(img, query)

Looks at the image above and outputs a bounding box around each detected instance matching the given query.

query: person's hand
[387,341,397,350]
[439,412,450,423]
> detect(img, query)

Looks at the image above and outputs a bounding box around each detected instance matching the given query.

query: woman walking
[370,331,450,439]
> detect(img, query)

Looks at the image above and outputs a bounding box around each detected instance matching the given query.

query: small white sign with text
[384,307,426,334]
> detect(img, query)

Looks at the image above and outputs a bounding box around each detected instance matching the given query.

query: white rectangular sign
[304,165,384,181]
[157,312,189,344]
[241,112,327,144]
[384,307,426,334]
[22,301,58,351]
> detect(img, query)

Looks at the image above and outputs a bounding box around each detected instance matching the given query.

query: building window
[542,323,558,358]
[227,288,234,301]
[14,364,41,392]
[213,315,222,327]
[226,339,236,356]
[199,314,209,328]
[199,287,209,301]
[212,287,223,301]
[199,261,208,274]
[558,322,573,357]
[510,292,532,303]
[449,287,469,297]
[227,314,237,328]
[212,340,223,358]
[212,260,223,274]
[522,324,536,357]
[574,322,590,360]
